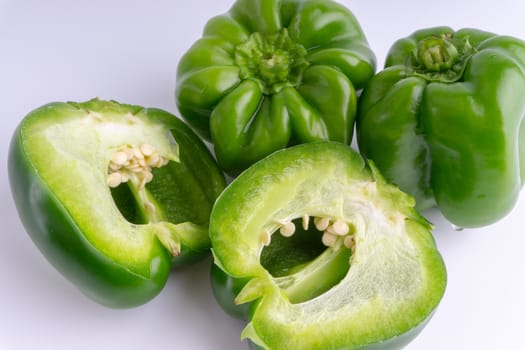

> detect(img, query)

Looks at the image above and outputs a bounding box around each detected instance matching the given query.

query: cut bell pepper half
[8,98,226,308]
[210,142,447,350]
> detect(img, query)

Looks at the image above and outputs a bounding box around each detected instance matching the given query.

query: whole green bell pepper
[357,27,525,228]
[209,142,447,349]
[8,98,226,308]
[175,0,376,174]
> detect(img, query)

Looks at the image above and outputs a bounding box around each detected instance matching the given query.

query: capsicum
[8,98,226,308]
[209,142,447,349]
[356,27,525,228]
[175,0,376,174]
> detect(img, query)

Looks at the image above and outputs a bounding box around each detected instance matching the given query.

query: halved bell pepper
[175,0,376,174]
[8,98,226,308]
[357,27,525,228]
[209,142,447,349]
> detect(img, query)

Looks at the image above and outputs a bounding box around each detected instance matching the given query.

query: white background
[1,1,524,349]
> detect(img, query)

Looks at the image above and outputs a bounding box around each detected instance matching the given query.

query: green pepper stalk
[235,29,309,95]
[8,99,226,308]
[209,142,447,350]
[357,27,525,228]
[175,0,376,175]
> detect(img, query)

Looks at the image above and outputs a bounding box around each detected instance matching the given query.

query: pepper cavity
[258,214,355,304]
[262,215,357,261]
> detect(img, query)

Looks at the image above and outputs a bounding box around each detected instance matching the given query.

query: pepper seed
[279,221,296,237]
[321,231,338,247]
[314,217,330,231]
[107,172,123,188]
[330,220,349,236]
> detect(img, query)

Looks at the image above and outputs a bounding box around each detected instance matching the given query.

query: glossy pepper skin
[8,99,226,308]
[357,27,525,228]
[175,0,376,175]
[209,142,447,350]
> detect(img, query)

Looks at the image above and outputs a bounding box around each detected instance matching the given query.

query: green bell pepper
[209,142,447,349]
[8,98,226,308]
[175,0,376,174]
[357,27,525,228]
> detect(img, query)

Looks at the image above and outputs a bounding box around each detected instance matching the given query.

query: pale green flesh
[273,240,352,304]
[211,144,446,350]
[21,104,181,266]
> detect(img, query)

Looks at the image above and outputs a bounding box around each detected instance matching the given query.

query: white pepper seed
[111,151,128,166]
[109,162,122,171]
[129,163,143,172]
[314,217,330,231]
[133,147,144,159]
[140,143,155,156]
[279,221,296,237]
[146,153,160,167]
[344,235,355,249]
[331,220,350,236]
[321,231,338,247]
[119,171,130,183]
[124,147,134,160]
[107,172,122,188]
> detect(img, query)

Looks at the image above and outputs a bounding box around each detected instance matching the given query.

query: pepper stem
[408,33,476,83]
[415,36,459,71]
[235,29,309,94]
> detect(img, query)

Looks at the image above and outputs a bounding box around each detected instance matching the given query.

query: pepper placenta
[210,142,447,349]
[175,0,376,174]
[8,99,226,308]
[357,27,525,228]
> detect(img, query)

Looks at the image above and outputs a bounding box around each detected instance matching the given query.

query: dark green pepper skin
[8,99,226,308]
[176,0,376,175]
[210,263,252,321]
[357,27,525,228]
